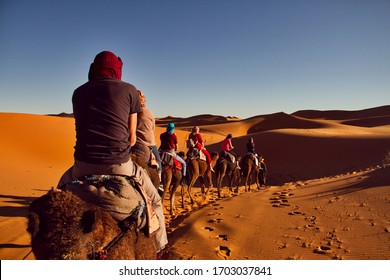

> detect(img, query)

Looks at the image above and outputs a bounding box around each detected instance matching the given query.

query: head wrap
[167,123,175,133]
[89,51,123,80]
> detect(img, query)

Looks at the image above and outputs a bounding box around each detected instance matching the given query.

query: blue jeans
[151,145,162,173]
[175,154,186,177]
[162,150,186,177]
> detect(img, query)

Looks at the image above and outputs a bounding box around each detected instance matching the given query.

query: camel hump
[60,175,146,227]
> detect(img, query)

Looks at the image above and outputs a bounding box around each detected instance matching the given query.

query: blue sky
[0,0,389,118]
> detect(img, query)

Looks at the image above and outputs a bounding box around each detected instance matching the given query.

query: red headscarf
[89,51,123,80]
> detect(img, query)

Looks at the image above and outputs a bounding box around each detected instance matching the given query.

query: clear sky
[0,0,389,118]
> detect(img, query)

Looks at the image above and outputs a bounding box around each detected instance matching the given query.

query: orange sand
[0,106,389,260]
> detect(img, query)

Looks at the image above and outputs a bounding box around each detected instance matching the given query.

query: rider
[57,50,167,255]
[188,126,214,172]
[246,137,259,167]
[136,90,163,190]
[221,134,240,168]
[159,123,188,186]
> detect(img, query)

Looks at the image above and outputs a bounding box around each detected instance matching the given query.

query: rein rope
[87,204,143,260]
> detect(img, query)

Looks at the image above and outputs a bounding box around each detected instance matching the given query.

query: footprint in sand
[216,246,231,259]
[272,204,283,208]
[218,234,228,241]
[313,245,332,254]
[212,204,224,210]
[305,216,317,222]
[208,218,223,224]
[208,212,222,216]
[205,226,215,231]
[280,203,291,206]
[304,224,321,232]
[288,211,305,216]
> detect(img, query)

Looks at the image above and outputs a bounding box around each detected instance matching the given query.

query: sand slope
[0,106,389,260]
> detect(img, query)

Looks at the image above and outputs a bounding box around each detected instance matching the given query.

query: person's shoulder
[73,80,90,92]
[143,107,154,115]
[119,80,137,91]
[107,79,137,91]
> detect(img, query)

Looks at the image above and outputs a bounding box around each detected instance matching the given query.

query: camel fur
[186,152,219,205]
[240,153,260,192]
[27,190,157,260]
[215,156,241,198]
[161,166,182,216]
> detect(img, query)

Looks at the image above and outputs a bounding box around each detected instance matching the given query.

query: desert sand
[0,105,389,260]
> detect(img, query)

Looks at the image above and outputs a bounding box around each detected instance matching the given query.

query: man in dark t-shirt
[72,77,140,164]
[57,51,167,253]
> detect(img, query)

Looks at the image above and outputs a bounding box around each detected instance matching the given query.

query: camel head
[27,190,100,260]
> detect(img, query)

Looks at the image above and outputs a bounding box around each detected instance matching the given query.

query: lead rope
[88,203,143,260]
[22,249,33,260]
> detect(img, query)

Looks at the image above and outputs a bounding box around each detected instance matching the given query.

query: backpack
[186,138,196,149]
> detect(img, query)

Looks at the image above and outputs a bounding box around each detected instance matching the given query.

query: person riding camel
[159,123,188,186]
[221,134,240,168]
[135,90,163,191]
[188,126,215,172]
[246,137,260,167]
[57,50,167,255]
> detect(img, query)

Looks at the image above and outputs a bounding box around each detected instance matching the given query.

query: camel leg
[204,171,213,195]
[216,172,222,198]
[234,169,241,193]
[180,184,186,209]
[187,176,197,205]
[170,186,177,216]
[199,176,206,194]
[245,172,250,192]
[161,169,171,203]
[219,166,227,197]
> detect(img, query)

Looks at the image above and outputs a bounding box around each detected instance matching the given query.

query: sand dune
[292,105,390,120]
[0,106,389,260]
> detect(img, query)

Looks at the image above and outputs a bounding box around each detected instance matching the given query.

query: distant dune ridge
[0,105,389,260]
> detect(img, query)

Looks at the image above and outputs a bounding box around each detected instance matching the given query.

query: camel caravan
[26,126,267,260]
[26,52,268,260]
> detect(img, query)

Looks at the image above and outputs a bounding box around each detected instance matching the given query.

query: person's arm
[174,134,179,151]
[229,139,234,150]
[198,134,205,147]
[129,113,137,147]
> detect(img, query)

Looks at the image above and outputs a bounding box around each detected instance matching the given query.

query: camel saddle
[59,175,159,236]
[246,152,259,167]
[220,151,236,164]
[160,151,182,170]
[132,141,159,169]
[186,148,207,161]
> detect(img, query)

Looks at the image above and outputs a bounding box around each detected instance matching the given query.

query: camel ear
[27,212,40,239]
[81,209,99,233]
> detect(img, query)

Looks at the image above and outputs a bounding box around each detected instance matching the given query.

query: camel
[240,153,260,192]
[27,189,157,260]
[185,151,219,205]
[215,155,241,198]
[160,151,183,216]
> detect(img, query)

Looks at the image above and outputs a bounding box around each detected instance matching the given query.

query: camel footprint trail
[272,183,347,260]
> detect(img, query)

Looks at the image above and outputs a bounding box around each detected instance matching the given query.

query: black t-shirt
[72,78,141,164]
